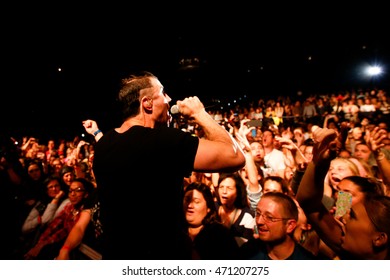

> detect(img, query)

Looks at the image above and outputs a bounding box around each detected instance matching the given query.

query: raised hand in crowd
[82,120,103,142]
[366,126,390,192]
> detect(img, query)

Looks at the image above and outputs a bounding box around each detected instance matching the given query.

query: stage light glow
[365,65,382,76]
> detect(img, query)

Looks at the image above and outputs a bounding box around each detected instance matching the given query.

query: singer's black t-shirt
[93,125,199,259]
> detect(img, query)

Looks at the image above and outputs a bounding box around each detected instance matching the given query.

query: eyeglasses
[69,187,85,194]
[256,211,292,223]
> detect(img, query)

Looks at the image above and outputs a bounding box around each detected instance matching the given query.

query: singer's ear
[142,97,153,109]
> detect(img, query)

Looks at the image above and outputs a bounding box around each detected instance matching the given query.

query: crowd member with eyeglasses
[239,192,318,259]
[83,71,245,259]
[23,178,95,259]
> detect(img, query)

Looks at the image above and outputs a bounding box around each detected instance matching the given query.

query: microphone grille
[170,105,180,114]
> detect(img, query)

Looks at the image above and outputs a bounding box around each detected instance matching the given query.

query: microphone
[170,104,180,115]
[170,104,215,115]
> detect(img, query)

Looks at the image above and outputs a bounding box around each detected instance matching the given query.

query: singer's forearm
[192,109,245,172]
[194,109,234,144]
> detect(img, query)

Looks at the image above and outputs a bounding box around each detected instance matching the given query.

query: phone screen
[251,129,257,137]
[335,191,352,217]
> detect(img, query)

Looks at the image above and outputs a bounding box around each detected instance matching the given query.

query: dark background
[2,4,389,142]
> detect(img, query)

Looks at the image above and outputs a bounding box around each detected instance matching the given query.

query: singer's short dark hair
[117,71,157,120]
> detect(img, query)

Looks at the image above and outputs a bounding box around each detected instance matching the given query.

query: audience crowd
[1,87,390,260]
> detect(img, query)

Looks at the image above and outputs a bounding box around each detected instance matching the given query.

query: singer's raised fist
[174,96,205,118]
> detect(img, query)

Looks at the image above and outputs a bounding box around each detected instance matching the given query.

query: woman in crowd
[182,182,239,259]
[215,172,256,247]
[323,157,360,200]
[59,165,75,189]
[336,175,384,207]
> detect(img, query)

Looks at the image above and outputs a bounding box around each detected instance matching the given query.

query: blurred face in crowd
[341,201,379,258]
[183,189,209,228]
[263,179,283,194]
[28,163,42,181]
[46,179,62,198]
[351,127,363,140]
[284,167,295,182]
[62,171,75,187]
[336,179,365,206]
[354,144,371,163]
[217,177,237,208]
[338,150,351,158]
[68,181,87,206]
[328,158,358,189]
[303,145,314,163]
[262,131,274,149]
[51,159,63,174]
[250,141,265,163]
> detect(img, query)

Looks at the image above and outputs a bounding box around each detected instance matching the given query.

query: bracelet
[93,129,102,136]
[61,245,70,251]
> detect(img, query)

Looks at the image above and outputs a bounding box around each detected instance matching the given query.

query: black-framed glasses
[69,187,85,194]
[256,212,292,223]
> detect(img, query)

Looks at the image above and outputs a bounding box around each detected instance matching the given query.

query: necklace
[71,209,80,217]
[71,206,83,220]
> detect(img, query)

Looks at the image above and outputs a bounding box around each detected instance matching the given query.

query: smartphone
[335,191,352,217]
[247,119,262,128]
[251,129,257,137]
